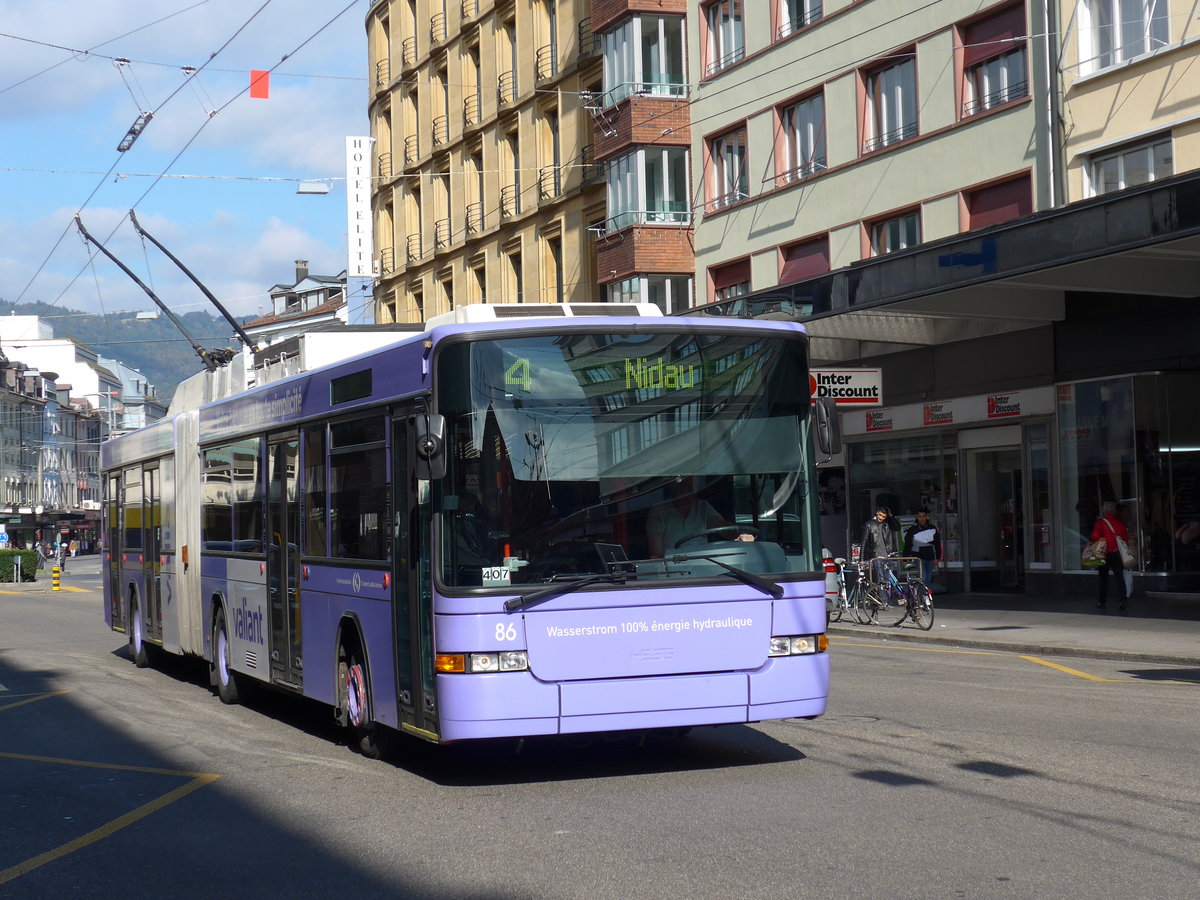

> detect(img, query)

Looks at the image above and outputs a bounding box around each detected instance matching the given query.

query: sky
[0,0,371,325]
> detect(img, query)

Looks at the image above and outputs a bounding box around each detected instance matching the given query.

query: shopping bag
[1115,536,1135,568]
[1081,538,1107,568]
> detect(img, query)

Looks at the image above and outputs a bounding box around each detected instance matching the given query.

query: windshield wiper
[667,552,784,598]
[504,573,627,613]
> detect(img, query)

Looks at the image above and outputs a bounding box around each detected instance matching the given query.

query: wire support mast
[74,215,232,372]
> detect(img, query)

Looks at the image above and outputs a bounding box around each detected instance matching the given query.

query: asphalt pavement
[9,554,1200,666]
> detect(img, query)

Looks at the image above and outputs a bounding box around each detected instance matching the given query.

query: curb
[827,624,1200,667]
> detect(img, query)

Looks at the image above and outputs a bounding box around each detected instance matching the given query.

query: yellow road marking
[1019,655,1195,685]
[0,691,70,712]
[57,586,91,593]
[0,752,220,886]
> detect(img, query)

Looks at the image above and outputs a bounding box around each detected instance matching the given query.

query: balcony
[432,115,449,146]
[430,12,447,44]
[578,18,600,59]
[500,184,521,218]
[406,234,423,263]
[536,45,558,82]
[404,134,419,165]
[435,218,451,248]
[375,58,391,88]
[377,151,392,180]
[579,145,604,187]
[462,0,479,20]
[402,36,417,69]
[464,92,481,127]
[379,246,395,275]
[538,165,561,201]
[777,6,823,40]
[498,70,516,106]
[861,121,918,154]
[704,46,745,78]
[597,205,691,235]
[465,202,484,234]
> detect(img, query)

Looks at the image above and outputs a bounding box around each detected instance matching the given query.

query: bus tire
[212,607,241,705]
[128,595,150,668]
[343,647,385,759]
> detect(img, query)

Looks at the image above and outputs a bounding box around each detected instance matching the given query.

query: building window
[707,127,748,211]
[778,92,826,183]
[607,275,691,313]
[1079,0,1169,74]
[870,210,921,256]
[779,235,830,285]
[507,250,523,302]
[966,174,1032,229]
[961,4,1028,117]
[605,147,690,230]
[777,0,822,39]
[1088,135,1172,196]
[710,258,750,302]
[862,53,917,153]
[602,15,686,106]
[703,0,744,77]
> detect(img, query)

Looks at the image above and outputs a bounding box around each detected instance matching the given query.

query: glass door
[965,446,1024,591]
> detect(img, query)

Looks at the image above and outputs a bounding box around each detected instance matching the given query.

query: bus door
[106,474,123,630]
[142,465,163,643]
[392,412,438,739]
[268,435,303,687]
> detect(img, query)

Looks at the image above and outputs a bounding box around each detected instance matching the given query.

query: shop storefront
[831,373,1200,595]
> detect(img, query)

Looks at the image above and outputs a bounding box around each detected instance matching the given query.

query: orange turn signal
[817,635,829,652]
[434,654,465,673]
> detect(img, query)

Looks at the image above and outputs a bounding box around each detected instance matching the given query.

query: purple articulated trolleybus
[102,304,838,753]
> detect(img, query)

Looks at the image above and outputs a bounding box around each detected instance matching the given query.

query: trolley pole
[52,565,60,592]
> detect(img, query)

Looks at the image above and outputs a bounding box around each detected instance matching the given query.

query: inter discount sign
[809,368,882,406]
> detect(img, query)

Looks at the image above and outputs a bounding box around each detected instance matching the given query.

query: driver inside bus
[647,476,755,558]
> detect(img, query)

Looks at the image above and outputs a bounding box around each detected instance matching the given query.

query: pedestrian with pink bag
[1090,501,1130,612]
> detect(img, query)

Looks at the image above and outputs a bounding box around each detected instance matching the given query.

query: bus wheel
[343,649,384,759]
[212,607,241,705]
[128,597,150,668]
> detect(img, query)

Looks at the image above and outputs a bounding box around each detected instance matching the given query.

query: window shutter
[962,3,1027,68]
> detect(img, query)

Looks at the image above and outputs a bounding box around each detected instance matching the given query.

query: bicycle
[845,559,880,625]
[825,555,850,623]
[859,556,934,629]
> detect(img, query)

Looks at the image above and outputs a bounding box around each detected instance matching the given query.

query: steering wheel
[673,525,759,549]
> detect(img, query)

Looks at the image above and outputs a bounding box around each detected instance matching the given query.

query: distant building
[244,260,348,346]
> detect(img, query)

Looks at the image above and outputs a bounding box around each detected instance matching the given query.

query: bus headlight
[768,635,827,656]
[465,651,528,673]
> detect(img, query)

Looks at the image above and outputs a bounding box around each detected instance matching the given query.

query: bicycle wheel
[858,585,885,625]
[882,584,910,627]
[909,582,935,630]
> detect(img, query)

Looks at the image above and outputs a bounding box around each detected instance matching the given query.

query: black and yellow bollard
[52,565,60,591]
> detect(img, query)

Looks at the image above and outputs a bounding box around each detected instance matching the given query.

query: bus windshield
[435,329,819,588]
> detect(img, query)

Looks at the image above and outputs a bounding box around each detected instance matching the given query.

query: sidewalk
[830,590,1200,666]
[5,554,103,591]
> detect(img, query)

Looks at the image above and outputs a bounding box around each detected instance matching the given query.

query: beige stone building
[1057,0,1200,201]
[367,0,607,324]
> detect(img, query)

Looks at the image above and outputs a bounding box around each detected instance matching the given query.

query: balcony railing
[464,92,481,126]
[861,121,918,154]
[430,12,447,44]
[462,0,479,20]
[379,246,395,275]
[777,5,823,40]
[404,134,419,164]
[377,151,392,179]
[578,18,600,58]
[535,45,558,81]
[705,189,750,214]
[465,202,484,234]
[595,206,691,235]
[406,234,423,263]
[962,80,1029,117]
[498,70,516,105]
[432,115,449,146]
[579,145,604,186]
[775,157,827,187]
[500,184,521,218]
[402,36,417,68]
[375,58,391,88]
[538,164,561,200]
[435,218,451,248]
[704,46,745,78]
[601,79,688,108]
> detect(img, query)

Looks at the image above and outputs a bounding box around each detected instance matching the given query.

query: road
[2,567,1198,898]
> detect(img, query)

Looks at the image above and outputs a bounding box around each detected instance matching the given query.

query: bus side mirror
[815,398,841,459]
[415,413,447,480]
